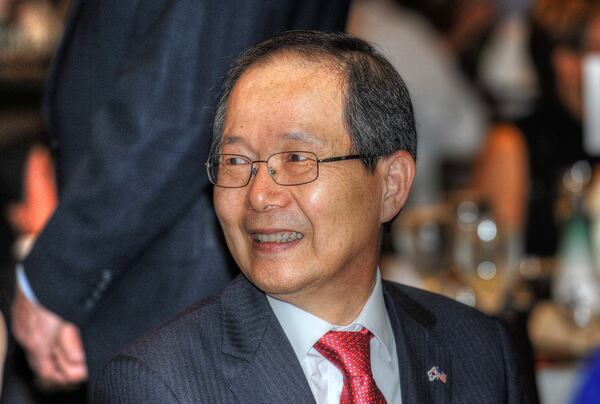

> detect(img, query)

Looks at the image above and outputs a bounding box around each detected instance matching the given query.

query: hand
[51,323,88,383]
[11,287,88,386]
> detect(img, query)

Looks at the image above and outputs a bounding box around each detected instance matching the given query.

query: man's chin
[243,267,313,299]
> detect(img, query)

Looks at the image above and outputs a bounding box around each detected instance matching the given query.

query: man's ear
[378,150,415,223]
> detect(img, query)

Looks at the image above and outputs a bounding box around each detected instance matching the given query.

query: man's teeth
[252,232,304,243]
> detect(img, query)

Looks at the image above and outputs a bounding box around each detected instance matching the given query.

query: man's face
[214,56,385,307]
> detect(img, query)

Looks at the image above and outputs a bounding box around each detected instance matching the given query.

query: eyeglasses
[205,151,364,188]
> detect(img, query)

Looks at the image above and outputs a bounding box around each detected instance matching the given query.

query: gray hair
[211,30,417,171]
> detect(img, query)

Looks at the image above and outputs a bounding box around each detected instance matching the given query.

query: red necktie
[313,328,387,404]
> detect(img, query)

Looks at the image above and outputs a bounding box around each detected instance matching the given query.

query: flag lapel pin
[427,366,448,384]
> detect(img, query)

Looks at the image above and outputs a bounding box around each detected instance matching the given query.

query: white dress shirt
[267,270,402,404]
[15,234,39,303]
[16,263,38,303]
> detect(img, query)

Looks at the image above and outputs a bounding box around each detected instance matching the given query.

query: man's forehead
[237,51,344,88]
[220,130,330,150]
[229,60,344,118]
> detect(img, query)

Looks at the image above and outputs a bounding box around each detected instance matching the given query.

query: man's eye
[224,156,248,166]
[286,153,309,162]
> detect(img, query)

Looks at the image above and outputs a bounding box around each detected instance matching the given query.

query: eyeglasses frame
[205,151,365,188]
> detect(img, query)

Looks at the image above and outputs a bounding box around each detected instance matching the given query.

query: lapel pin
[427,366,447,384]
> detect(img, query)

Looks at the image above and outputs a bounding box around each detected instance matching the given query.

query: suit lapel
[220,276,316,404]
[218,277,452,403]
[384,283,452,404]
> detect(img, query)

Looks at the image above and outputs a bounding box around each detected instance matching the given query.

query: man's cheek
[214,193,232,222]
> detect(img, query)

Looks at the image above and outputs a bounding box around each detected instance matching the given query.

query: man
[7,0,350,399]
[94,31,526,403]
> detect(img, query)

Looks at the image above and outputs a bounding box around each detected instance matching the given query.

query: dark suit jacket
[21,0,349,383]
[93,275,527,403]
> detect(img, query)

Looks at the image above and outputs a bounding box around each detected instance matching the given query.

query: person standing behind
[8,0,350,399]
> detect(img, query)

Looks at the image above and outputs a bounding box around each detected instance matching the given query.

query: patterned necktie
[313,328,387,404]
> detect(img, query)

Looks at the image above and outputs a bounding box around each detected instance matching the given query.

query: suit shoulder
[383,282,526,402]
[383,280,498,332]
[95,294,227,401]
[119,294,223,362]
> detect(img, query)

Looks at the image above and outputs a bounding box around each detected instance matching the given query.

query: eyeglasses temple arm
[317,154,363,163]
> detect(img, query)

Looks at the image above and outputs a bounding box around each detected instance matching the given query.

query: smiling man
[93,31,526,403]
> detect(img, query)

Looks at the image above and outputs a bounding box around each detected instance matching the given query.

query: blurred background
[2,0,600,403]
[0,0,65,287]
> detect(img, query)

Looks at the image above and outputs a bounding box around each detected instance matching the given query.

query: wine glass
[453,199,519,314]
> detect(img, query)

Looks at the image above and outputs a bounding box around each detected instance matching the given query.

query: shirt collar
[267,268,394,363]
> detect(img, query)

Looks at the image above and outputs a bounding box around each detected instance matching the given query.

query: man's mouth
[251,231,304,243]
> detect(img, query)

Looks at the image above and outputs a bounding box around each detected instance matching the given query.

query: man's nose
[246,162,286,212]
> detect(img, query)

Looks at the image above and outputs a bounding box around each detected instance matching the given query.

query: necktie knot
[314,328,373,377]
[314,328,386,403]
